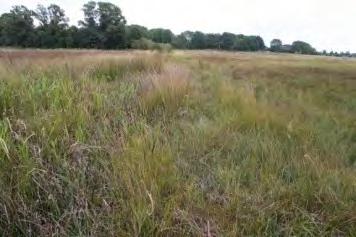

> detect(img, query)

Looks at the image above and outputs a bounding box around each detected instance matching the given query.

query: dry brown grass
[135,63,191,118]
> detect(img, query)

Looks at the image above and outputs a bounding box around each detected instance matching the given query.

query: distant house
[270,39,293,53]
[270,39,282,48]
[280,44,293,52]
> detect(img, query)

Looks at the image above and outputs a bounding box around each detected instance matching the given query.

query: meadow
[0,49,355,236]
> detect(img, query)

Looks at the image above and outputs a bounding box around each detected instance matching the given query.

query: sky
[0,0,354,52]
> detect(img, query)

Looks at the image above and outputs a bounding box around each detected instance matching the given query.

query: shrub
[131,37,155,50]
[131,37,172,52]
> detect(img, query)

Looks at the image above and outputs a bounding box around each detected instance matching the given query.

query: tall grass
[137,64,191,119]
[0,49,355,236]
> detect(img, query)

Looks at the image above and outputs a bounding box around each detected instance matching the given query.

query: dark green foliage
[171,32,265,51]
[98,2,126,49]
[190,31,206,49]
[131,37,154,49]
[292,41,317,54]
[80,1,98,28]
[348,147,356,165]
[221,32,236,50]
[349,153,356,165]
[172,33,189,49]
[252,36,265,50]
[270,39,282,52]
[78,1,127,49]
[75,27,101,48]
[0,6,35,47]
[205,33,222,49]
[233,35,250,51]
[130,37,172,51]
[270,39,317,55]
[34,4,69,48]
[234,35,265,51]
[149,28,174,44]
[126,24,148,47]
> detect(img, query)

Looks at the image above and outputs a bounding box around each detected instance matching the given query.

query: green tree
[245,36,265,51]
[126,24,148,46]
[172,33,189,49]
[131,37,154,49]
[0,2,272,52]
[78,1,101,48]
[221,32,235,50]
[65,26,79,48]
[80,1,98,28]
[97,1,127,49]
[78,1,126,49]
[291,41,316,54]
[233,35,250,51]
[149,28,173,44]
[205,33,221,49]
[0,6,35,47]
[34,4,69,48]
[270,39,282,52]
[190,31,206,49]
[255,36,265,50]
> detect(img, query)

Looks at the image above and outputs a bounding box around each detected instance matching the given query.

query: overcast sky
[0,0,354,52]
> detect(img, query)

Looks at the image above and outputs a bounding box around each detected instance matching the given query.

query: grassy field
[0,49,355,236]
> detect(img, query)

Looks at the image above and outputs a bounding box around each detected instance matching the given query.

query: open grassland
[0,49,356,236]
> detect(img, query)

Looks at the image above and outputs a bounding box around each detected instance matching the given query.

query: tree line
[0,2,264,51]
[0,1,354,56]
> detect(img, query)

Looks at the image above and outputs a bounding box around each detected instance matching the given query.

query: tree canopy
[34,4,69,48]
[0,6,35,47]
[149,28,174,44]
[291,41,317,54]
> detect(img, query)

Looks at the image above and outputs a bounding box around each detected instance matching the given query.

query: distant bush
[152,42,172,52]
[131,37,172,52]
[291,41,317,55]
[131,38,154,50]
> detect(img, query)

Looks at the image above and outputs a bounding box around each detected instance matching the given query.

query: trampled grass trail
[0,50,355,236]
